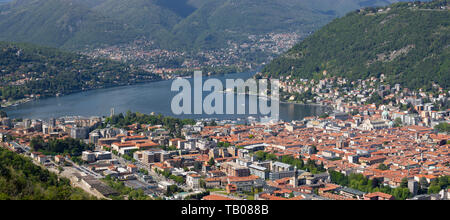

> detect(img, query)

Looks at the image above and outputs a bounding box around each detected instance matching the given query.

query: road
[111,154,194,192]
[10,141,30,153]
[10,141,103,179]
[66,157,103,179]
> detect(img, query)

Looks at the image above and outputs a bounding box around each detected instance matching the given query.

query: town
[84,32,302,78]
[0,73,449,200]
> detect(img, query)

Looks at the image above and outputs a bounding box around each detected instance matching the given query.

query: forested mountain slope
[262,0,449,90]
[0,42,160,101]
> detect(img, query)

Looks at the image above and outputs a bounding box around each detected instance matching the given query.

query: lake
[4,71,329,121]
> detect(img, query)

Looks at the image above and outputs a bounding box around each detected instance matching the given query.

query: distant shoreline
[219,90,331,108]
[4,70,333,121]
[1,79,163,109]
[2,70,259,110]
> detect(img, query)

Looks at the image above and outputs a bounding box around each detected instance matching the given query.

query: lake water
[4,72,329,121]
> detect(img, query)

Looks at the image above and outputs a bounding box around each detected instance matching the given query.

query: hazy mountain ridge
[0,0,140,49]
[0,0,412,50]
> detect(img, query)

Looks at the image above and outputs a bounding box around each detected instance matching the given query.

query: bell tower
[291,166,298,187]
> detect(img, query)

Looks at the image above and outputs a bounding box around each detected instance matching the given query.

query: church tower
[291,166,298,187]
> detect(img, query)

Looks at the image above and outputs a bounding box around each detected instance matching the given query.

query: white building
[186,173,201,189]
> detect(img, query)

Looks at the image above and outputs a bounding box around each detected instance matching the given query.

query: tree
[394,118,403,127]
[30,136,92,156]
[311,145,318,154]
[392,187,411,200]
[428,184,441,194]
[199,179,206,189]
[318,161,325,172]
[170,175,185,184]
[30,136,46,152]
[419,177,429,188]
[435,123,450,133]
[400,178,408,188]
[255,151,267,161]
[139,169,149,175]
[266,153,277,161]
[378,163,389,170]
[438,176,449,190]
[193,162,202,171]
[166,185,182,196]
[0,110,7,118]
[371,178,381,189]
[208,158,215,166]
[289,192,294,198]
[217,142,230,148]
[319,113,329,119]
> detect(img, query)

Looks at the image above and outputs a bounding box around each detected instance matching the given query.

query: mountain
[262,0,449,90]
[0,0,415,50]
[0,0,140,49]
[171,0,334,49]
[0,41,161,101]
[93,0,184,34]
[91,0,190,49]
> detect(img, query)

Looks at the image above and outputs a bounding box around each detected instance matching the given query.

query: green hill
[262,0,449,90]
[0,0,413,50]
[0,42,161,101]
[0,147,95,200]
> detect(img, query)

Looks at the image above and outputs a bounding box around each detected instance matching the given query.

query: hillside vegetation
[0,147,95,200]
[262,0,449,90]
[0,42,161,101]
